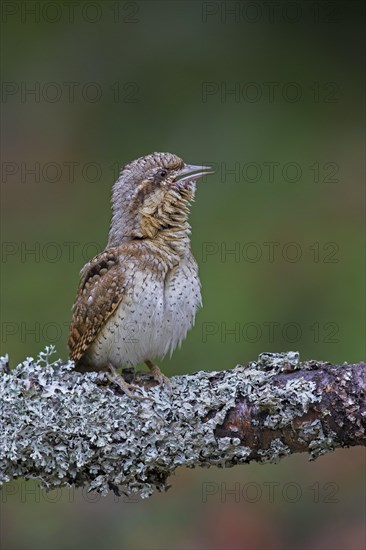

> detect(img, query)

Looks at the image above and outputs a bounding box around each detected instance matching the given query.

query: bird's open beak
[174,164,214,184]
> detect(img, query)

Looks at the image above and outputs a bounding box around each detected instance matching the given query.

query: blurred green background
[1,1,365,549]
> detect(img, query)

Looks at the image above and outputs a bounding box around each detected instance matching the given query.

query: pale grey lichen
[0,347,249,498]
[235,353,322,430]
[256,351,300,371]
[1,348,357,498]
[262,378,320,430]
[304,420,337,460]
[257,438,291,464]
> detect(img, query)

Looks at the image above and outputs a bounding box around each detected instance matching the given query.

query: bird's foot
[145,360,173,395]
[107,364,153,401]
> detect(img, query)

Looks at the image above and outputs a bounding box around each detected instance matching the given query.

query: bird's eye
[157,169,168,179]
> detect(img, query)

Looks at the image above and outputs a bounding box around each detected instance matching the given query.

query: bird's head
[108,152,213,245]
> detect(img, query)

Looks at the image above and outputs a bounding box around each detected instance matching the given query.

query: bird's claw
[145,361,173,396]
[107,364,153,401]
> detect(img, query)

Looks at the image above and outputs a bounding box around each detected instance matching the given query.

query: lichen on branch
[0,347,365,498]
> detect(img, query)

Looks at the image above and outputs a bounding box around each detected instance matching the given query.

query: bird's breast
[86,257,201,368]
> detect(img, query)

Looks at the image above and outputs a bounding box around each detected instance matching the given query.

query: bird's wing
[67,248,126,362]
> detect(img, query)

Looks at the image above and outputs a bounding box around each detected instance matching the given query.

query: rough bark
[0,348,365,498]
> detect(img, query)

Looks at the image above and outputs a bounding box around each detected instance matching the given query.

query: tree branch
[0,349,365,498]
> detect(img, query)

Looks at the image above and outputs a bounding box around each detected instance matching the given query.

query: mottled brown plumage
[68,248,124,362]
[68,152,213,397]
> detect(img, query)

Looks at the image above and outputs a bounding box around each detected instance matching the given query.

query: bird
[67,152,213,399]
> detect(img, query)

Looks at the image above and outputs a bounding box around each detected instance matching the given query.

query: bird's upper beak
[174,164,214,185]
